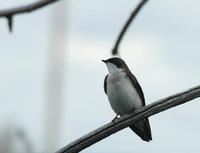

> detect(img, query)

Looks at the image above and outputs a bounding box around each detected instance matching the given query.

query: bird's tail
[129,118,152,142]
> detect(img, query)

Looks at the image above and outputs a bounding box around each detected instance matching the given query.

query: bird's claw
[112,114,120,122]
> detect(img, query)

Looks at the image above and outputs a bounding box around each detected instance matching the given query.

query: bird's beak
[101,60,106,63]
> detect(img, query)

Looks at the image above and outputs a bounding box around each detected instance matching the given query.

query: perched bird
[102,57,152,142]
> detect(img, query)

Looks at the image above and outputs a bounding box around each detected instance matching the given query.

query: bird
[102,57,152,142]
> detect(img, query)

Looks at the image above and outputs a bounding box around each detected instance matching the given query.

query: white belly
[107,72,142,115]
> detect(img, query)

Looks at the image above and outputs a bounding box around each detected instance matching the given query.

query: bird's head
[102,57,127,74]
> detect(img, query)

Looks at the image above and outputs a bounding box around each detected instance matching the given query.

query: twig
[0,0,62,17]
[0,0,62,32]
[56,85,200,153]
[112,0,149,55]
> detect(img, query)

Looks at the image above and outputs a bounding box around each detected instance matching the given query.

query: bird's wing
[129,118,152,141]
[104,75,108,94]
[128,72,152,141]
[128,72,145,106]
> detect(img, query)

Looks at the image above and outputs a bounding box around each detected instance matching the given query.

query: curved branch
[112,0,149,55]
[0,0,62,17]
[0,0,62,32]
[56,85,200,153]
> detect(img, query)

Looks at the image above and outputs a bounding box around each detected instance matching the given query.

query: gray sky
[1,0,200,153]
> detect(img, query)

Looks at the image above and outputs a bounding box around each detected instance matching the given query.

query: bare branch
[112,0,149,55]
[0,0,62,17]
[56,85,200,153]
[0,0,62,32]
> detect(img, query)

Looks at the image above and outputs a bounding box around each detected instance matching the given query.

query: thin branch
[0,0,62,17]
[56,85,200,153]
[0,0,62,32]
[112,0,149,55]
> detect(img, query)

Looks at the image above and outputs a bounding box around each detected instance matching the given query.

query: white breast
[107,72,142,115]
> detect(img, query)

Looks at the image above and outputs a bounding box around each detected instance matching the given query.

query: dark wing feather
[129,118,152,142]
[127,70,152,141]
[104,75,108,94]
[127,72,145,106]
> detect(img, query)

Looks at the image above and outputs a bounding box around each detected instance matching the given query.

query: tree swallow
[102,57,152,142]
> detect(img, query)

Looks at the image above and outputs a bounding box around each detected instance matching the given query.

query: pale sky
[1,0,200,153]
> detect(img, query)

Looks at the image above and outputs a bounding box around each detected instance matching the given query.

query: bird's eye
[114,60,123,68]
[116,62,122,68]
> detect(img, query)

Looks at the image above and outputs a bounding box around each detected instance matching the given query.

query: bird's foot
[112,114,120,122]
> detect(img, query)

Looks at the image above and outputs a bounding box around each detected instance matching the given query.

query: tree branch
[112,0,149,55]
[0,0,62,32]
[0,0,62,17]
[56,85,200,153]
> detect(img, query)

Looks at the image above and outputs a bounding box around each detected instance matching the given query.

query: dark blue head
[102,57,127,68]
[102,57,128,73]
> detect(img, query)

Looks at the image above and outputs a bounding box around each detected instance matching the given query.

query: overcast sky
[1,0,200,153]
